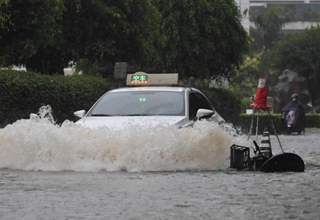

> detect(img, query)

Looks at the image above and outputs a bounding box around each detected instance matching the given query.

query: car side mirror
[196,108,214,120]
[74,110,86,118]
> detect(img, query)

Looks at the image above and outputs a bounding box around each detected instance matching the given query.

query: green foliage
[201,87,242,125]
[241,4,290,91]
[1,70,244,128]
[269,25,320,106]
[305,114,320,128]
[61,0,162,73]
[0,70,111,127]
[0,0,65,69]
[230,53,262,98]
[0,0,161,75]
[151,0,249,79]
[1,0,250,79]
[75,58,99,76]
[0,0,10,31]
[240,99,253,113]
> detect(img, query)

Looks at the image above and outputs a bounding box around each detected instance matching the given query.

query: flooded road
[1,164,320,220]
[0,115,319,219]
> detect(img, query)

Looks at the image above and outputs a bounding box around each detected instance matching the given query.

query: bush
[0,70,112,127]
[201,87,242,125]
[236,113,320,135]
[1,70,263,129]
[236,113,281,135]
[305,114,320,128]
[241,99,253,113]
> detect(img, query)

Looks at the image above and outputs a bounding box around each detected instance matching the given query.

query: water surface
[0,112,319,219]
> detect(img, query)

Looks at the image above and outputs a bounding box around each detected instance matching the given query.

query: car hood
[75,116,190,130]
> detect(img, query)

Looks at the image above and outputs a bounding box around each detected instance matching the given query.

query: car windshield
[89,91,185,116]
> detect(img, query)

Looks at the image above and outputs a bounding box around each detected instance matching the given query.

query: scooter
[281,109,305,135]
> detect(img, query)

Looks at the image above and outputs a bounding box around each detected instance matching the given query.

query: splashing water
[0,106,250,172]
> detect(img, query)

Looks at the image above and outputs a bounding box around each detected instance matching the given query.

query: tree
[1,0,249,78]
[242,4,289,83]
[0,0,65,71]
[269,25,320,106]
[246,4,289,52]
[230,52,263,98]
[0,0,161,74]
[151,0,249,79]
[61,0,161,75]
[0,0,10,32]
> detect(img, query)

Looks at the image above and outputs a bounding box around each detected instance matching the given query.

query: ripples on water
[0,106,251,172]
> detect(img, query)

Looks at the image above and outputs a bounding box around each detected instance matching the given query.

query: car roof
[107,86,189,93]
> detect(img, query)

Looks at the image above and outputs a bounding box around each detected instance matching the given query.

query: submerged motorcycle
[230,80,305,173]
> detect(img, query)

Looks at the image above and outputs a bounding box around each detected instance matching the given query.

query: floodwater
[0,112,319,220]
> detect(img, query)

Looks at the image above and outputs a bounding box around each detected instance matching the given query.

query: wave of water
[0,106,251,172]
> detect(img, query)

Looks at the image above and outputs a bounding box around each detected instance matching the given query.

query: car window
[189,91,214,120]
[189,93,198,120]
[89,91,184,116]
[194,92,213,110]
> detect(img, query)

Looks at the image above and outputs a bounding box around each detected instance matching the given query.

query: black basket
[230,144,251,169]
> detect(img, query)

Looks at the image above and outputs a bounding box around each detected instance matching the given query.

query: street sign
[114,62,127,79]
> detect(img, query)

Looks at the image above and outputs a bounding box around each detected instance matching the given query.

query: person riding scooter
[281,94,306,134]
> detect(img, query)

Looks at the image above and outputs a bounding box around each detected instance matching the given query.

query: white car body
[74,73,224,130]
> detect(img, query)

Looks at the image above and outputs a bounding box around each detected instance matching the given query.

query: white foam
[0,106,251,172]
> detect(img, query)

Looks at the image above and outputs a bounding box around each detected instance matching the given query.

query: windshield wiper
[119,114,150,116]
[91,114,152,117]
[91,114,112,117]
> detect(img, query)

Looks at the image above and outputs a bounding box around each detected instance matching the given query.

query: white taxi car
[74,72,224,130]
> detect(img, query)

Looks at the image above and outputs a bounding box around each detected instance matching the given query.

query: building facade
[235,0,320,32]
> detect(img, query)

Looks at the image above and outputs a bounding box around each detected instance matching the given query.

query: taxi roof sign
[126,72,179,86]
